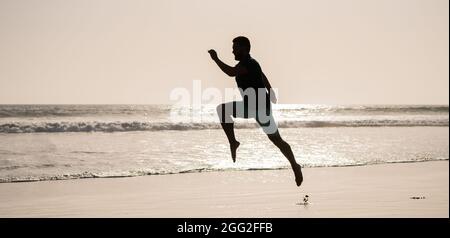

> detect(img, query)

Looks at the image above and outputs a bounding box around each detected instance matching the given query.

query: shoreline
[0,161,448,217]
[1,159,447,184]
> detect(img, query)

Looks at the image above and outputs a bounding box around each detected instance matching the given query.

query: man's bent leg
[216,102,241,162]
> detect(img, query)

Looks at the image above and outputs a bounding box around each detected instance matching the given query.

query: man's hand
[208,49,242,77]
[269,88,278,104]
[208,49,218,61]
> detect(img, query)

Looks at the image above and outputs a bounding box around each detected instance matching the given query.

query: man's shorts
[219,100,278,135]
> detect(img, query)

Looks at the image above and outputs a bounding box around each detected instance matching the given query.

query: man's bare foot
[230,141,240,162]
[293,163,303,187]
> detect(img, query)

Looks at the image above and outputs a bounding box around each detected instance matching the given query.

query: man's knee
[268,134,289,148]
[268,133,282,143]
[217,103,233,123]
[216,103,224,122]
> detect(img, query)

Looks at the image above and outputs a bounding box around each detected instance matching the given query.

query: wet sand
[0,161,448,217]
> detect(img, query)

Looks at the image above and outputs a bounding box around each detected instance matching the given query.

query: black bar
[0,218,448,237]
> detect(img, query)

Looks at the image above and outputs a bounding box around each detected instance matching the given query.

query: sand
[0,161,448,218]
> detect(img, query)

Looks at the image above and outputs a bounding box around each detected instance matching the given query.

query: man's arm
[208,49,247,77]
[262,72,277,103]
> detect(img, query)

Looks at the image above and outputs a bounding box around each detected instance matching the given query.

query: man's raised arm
[208,49,247,77]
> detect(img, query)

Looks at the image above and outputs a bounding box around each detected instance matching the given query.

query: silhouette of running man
[208,36,303,187]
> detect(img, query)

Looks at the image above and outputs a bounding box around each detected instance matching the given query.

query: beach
[0,105,448,217]
[0,161,447,218]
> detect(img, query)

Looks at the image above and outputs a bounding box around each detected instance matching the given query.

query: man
[208,36,303,187]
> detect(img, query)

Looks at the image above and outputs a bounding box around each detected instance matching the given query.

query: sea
[0,104,448,183]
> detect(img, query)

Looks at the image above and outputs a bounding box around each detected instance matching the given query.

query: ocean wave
[0,104,172,118]
[0,157,447,183]
[0,105,447,118]
[300,105,449,113]
[0,119,448,133]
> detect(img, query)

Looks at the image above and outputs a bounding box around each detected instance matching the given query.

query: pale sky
[0,0,448,104]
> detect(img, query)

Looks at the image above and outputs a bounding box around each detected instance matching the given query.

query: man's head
[232,36,251,61]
